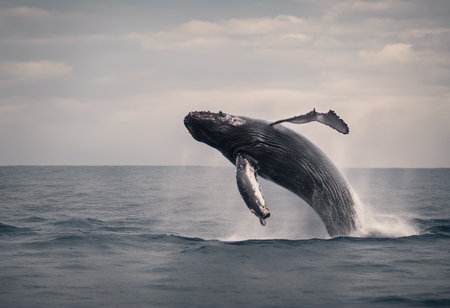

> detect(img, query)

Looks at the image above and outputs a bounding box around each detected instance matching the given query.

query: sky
[0,0,449,167]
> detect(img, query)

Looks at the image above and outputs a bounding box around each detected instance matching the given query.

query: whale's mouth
[184,110,246,155]
[183,113,197,135]
[184,112,204,137]
[184,111,220,144]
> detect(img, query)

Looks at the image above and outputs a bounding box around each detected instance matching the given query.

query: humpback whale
[184,109,357,237]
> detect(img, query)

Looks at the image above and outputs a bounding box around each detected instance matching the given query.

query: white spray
[349,185,419,238]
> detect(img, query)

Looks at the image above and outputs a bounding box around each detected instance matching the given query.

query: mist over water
[1,166,449,307]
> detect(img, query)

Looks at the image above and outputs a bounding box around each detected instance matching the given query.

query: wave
[21,232,207,249]
[0,222,23,233]
[51,217,155,234]
[6,214,448,249]
[184,220,450,244]
[53,218,105,228]
[416,218,450,236]
[217,215,450,243]
[427,224,450,234]
[0,222,33,235]
[367,295,450,307]
[21,216,47,223]
[10,227,449,252]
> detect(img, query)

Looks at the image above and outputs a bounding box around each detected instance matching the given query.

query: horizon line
[0,164,448,169]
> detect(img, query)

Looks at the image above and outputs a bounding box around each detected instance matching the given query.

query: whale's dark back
[234,118,356,236]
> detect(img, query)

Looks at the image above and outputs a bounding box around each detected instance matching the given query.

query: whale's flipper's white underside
[270,109,349,134]
[235,154,270,226]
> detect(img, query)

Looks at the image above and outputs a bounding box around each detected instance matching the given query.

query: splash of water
[350,187,419,238]
[218,185,421,241]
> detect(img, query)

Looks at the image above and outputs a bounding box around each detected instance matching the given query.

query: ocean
[0,166,449,307]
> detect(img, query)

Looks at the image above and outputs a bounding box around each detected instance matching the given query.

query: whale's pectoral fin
[270,108,349,134]
[235,153,271,226]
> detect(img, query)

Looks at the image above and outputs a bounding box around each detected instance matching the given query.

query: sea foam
[350,187,419,238]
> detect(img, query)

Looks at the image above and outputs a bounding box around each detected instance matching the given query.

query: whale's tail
[270,109,349,134]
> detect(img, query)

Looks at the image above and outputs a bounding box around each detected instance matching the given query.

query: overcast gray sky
[0,0,449,167]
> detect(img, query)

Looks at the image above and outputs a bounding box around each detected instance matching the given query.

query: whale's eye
[218,111,224,117]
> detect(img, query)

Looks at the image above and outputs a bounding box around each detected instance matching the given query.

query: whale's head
[184,111,248,159]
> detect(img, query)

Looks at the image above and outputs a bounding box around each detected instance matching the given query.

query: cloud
[2,61,72,82]
[0,1,448,166]
[180,15,305,36]
[2,6,52,18]
[358,43,418,64]
[325,0,411,19]
[0,34,118,46]
[126,15,309,50]
[345,0,408,11]
[125,31,232,50]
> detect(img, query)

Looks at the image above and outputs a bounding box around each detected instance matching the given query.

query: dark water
[0,166,449,307]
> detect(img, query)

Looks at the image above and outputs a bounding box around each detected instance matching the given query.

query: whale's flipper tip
[322,110,349,134]
[270,108,350,134]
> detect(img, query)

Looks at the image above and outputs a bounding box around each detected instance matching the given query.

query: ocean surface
[0,166,449,307]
